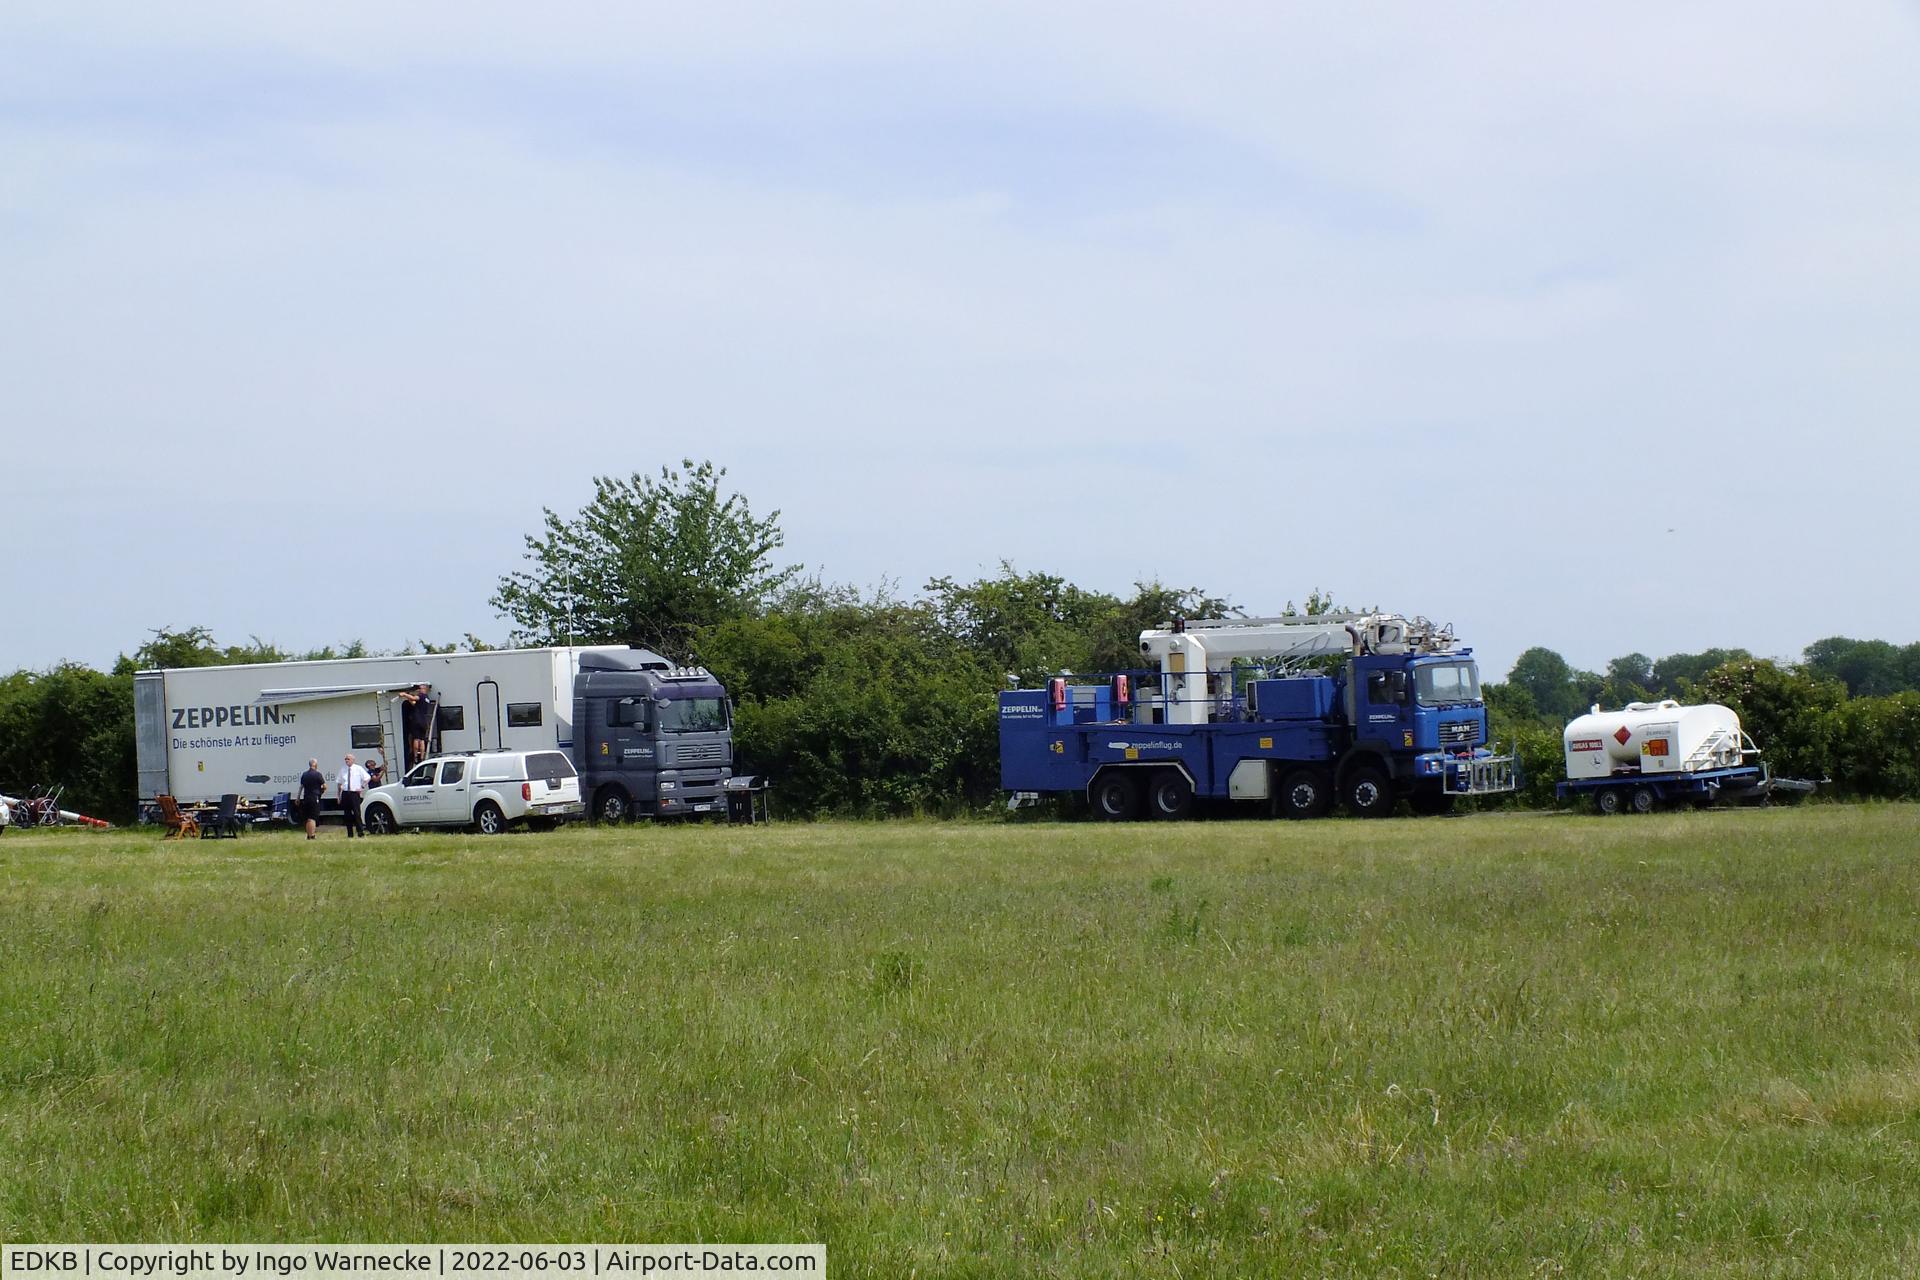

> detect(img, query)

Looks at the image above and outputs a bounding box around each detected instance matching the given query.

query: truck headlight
[658,781,675,790]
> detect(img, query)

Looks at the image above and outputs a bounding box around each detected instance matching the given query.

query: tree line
[4,462,1916,821]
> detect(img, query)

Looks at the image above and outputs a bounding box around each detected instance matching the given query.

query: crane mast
[1138,613,1457,726]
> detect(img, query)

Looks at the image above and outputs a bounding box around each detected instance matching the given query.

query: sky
[4,2,1918,682]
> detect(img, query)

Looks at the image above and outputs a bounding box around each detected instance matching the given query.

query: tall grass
[2,807,1917,1276]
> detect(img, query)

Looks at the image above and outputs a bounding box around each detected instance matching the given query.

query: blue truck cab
[1000,612,1515,820]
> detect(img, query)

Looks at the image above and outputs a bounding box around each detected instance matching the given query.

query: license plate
[693,803,712,812]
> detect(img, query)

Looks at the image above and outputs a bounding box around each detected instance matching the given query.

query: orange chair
[156,795,200,840]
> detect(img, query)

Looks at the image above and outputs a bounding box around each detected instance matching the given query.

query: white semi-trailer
[133,646,738,822]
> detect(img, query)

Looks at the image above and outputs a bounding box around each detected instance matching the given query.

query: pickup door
[399,762,440,824]
[433,758,472,823]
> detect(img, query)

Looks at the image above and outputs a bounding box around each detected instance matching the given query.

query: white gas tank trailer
[1562,700,1746,780]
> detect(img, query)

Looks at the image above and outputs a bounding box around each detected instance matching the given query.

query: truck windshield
[1415,662,1480,706]
[657,697,729,734]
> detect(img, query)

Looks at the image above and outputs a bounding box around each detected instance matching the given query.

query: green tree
[0,663,137,823]
[492,461,797,657]
[1649,648,1752,699]
[111,626,293,675]
[1693,659,1844,783]
[1600,653,1654,707]
[1803,637,1907,698]
[1507,647,1585,723]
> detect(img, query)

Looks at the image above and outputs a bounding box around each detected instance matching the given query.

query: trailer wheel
[1629,786,1657,815]
[363,804,396,835]
[1594,789,1623,816]
[595,787,631,825]
[1344,767,1394,818]
[1277,767,1332,820]
[1148,770,1193,820]
[1091,771,1143,822]
[473,800,506,835]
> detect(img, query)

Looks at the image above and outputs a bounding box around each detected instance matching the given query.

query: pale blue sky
[4,3,1918,679]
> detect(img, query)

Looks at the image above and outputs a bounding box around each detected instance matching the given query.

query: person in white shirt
[336,753,372,838]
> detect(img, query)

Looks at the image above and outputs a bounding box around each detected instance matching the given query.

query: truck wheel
[1277,767,1332,819]
[595,787,631,825]
[1148,770,1193,820]
[473,800,506,835]
[1594,789,1623,816]
[363,804,395,835]
[1344,767,1394,818]
[1629,786,1657,815]
[1410,789,1454,817]
[1091,772,1142,822]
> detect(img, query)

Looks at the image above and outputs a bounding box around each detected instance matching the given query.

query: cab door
[1359,661,1415,749]
[433,758,472,822]
[399,761,441,824]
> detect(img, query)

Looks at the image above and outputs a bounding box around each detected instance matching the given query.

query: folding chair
[157,795,200,840]
[202,794,244,839]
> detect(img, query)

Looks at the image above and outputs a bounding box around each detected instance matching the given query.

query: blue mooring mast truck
[999,612,1518,819]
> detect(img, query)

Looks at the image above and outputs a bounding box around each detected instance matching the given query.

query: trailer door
[475,679,502,752]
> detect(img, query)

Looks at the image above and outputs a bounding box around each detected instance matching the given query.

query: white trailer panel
[135,647,625,805]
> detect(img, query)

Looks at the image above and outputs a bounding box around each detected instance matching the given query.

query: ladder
[1682,727,1740,773]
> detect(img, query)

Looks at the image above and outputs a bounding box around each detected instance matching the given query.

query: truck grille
[1438,721,1477,747]
[673,741,726,766]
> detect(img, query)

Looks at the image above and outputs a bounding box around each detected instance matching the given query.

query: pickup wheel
[1344,766,1395,818]
[1629,786,1658,815]
[1148,770,1193,820]
[473,800,506,835]
[1277,767,1332,820]
[363,804,396,835]
[1091,771,1143,822]
[595,787,631,825]
[1594,788,1623,816]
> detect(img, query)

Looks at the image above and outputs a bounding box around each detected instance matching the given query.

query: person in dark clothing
[398,684,435,768]
[298,758,326,840]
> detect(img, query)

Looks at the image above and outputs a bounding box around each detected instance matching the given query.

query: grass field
[2,807,1918,1277]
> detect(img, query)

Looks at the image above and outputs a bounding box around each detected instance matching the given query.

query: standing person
[336,752,371,838]
[298,758,326,840]
[398,683,434,767]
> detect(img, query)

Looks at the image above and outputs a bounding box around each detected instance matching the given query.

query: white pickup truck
[362,750,584,834]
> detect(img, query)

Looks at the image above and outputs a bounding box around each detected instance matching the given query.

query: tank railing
[1445,751,1518,795]
[1682,727,1740,773]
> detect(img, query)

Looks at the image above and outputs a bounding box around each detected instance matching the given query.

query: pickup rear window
[526,752,576,781]
[473,752,577,783]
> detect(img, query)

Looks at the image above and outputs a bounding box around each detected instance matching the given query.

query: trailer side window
[437,705,465,731]
[507,703,542,728]
[350,724,382,750]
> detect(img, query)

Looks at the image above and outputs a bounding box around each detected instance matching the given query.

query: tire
[1277,767,1332,820]
[1410,789,1455,817]
[363,804,396,835]
[1630,786,1657,815]
[595,787,631,825]
[473,800,506,835]
[1343,766,1395,818]
[1594,789,1623,816]
[1148,770,1193,820]
[1091,771,1143,822]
